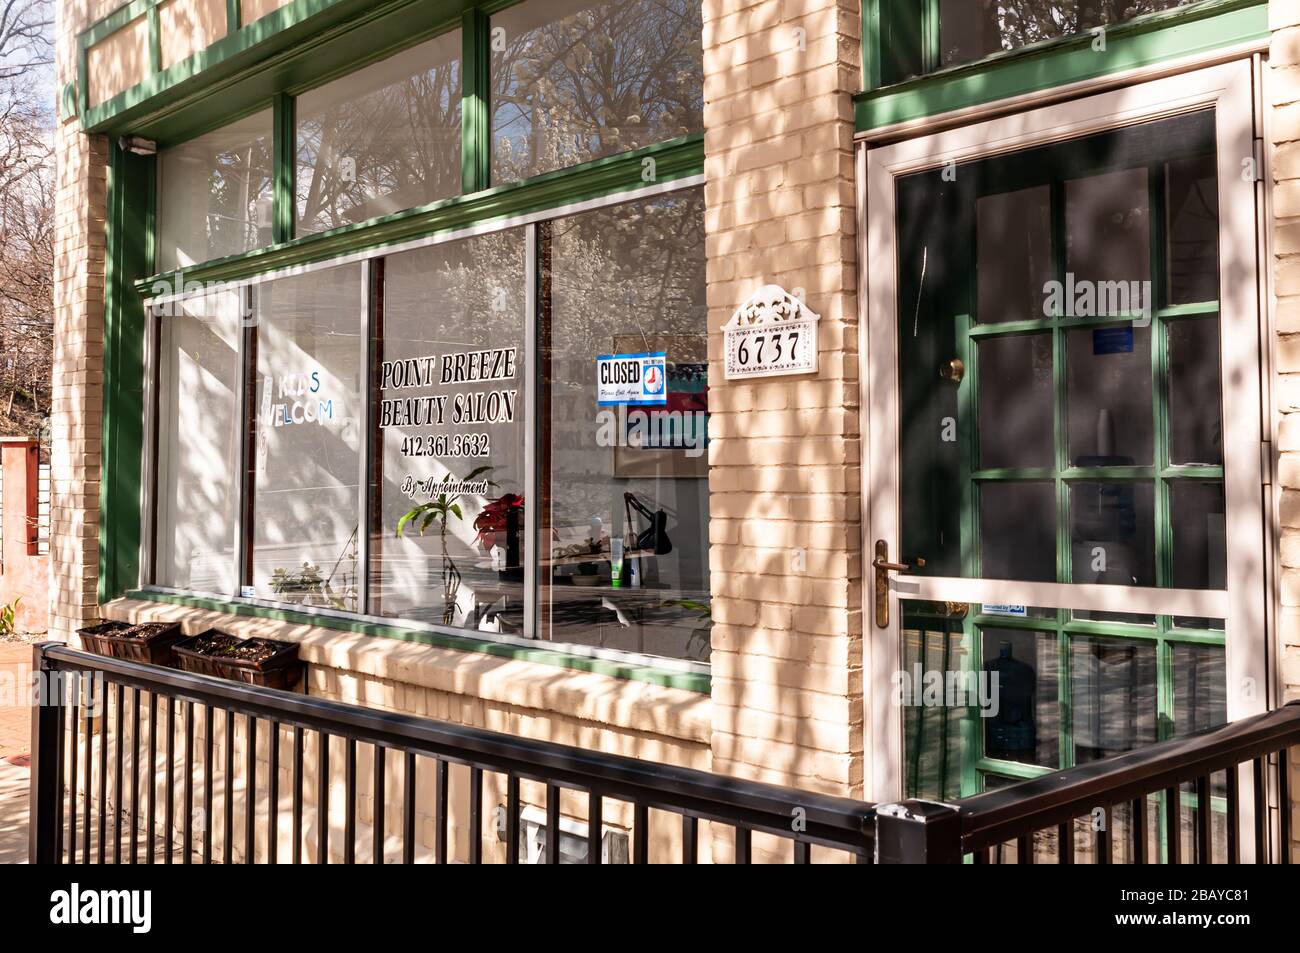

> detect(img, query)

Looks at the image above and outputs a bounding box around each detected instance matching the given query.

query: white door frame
[857,60,1269,817]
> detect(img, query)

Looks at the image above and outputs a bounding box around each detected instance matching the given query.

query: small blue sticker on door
[1092,327,1134,355]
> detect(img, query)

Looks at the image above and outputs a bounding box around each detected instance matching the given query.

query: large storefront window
[156,109,274,271]
[490,0,703,182]
[540,191,710,660]
[248,266,365,610]
[150,184,709,666]
[154,290,243,593]
[296,31,462,236]
[370,231,527,628]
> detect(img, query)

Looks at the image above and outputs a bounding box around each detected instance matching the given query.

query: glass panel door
[863,65,1266,830]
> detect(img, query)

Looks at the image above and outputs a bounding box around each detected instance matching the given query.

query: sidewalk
[0,641,34,864]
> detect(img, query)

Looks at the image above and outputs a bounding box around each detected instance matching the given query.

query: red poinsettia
[474,494,525,551]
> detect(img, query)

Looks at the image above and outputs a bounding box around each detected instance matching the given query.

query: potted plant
[172,629,304,692]
[76,619,132,658]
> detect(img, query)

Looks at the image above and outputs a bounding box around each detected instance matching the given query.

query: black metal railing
[874,701,1300,864]
[28,643,876,864]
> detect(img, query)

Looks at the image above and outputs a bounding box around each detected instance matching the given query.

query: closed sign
[596,352,668,406]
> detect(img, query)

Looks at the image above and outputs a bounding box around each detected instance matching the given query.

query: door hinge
[1262,439,1273,486]
[1252,137,1266,182]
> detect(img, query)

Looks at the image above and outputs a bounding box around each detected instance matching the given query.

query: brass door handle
[873,541,922,629]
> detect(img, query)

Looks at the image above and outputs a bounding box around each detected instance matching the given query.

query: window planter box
[76,620,184,665]
[172,631,305,692]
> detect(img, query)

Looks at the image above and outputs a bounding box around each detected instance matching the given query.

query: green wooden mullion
[1161,629,1229,646]
[957,313,978,580]
[921,0,941,75]
[272,93,295,245]
[147,4,162,74]
[974,757,1055,783]
[1050,178,1071,589]
[227,0,242,34]
[861,0,882,90]
[1157,301,1220,319]
[1160,464,1224,480]
[461,8,491,194]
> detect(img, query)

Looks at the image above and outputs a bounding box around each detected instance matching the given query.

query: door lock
[873,540,921,629]
[939,358,965,383]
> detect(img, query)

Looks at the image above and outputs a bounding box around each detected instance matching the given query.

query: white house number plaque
[723,284,820,380]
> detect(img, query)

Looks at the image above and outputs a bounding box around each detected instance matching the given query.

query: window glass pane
[157,110,273,271]
[1066,323,1153,467]
[1165,153,1219,305]
[1171,642,1226,737]
[979,482,1055,582]
[938,1,1192,69]
[370,232,527,630]
[296,31,462,236]
[976,186,1052,324]
[1071,635,1157,764]
[1065,167,1151,300]
[540,188,709,662]
[1167,317,1222,465]
[1169,480,1226,591]
[982,627,1059,769]
[491,0,703,182]
[1069,481,1155,587]
[249,266,364,609]
[977,333,1053,470]
[154,291,243,593]
[901,602,969,800]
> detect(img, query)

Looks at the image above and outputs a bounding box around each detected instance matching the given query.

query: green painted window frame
[856,0,1268,133]
[100,0,710,690]
[899,116,1230,850]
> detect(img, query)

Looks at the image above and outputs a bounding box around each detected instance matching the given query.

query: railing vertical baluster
[1226,767,1239,864]
[469,767,484,864]
[145,692,155,865]
[223,709,234,863]
[633,803,648,864]
[130,688,140,864]
[245,715,257,864]
[544,783,559,865]
[1166,786,1182,864]
[587,792,602,865]
[317,731,330,864]
[183,701,193,863]
[113,682,123,863]
[66,674,78,864]
[269,722,280,865]
[794,839,811,864]
[82,688,92,864]
[1096,807,1111,864]
[1133,797,1148,865]
[435,759,448,865]
[972,848,988,864]
[163,698,174,864]
[1058,822,1073,864]
[293,726,304,864]
[1254,756,1267,863]
[344,738,356,865]
[27,647,64,865]
[735,827,751,864]
[203,706,213,865]
[682,814,698,864]
[1016,835,1031,865]
[99,681,109,864]
[371,744,383,865]
[1281,747,1292,865]
[505,775,520,864]
[1196,775,1212,864]
[403,752,416,865]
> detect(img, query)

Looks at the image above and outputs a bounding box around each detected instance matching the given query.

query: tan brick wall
[85,14,149,107]
[1272,0,1300,862]
[158,0,229,71]
[701,0,863,859]
[52,0,110,642]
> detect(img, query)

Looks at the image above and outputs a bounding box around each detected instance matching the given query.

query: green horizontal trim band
[126,589,712,693]
[855,0,1267,133]
[138,134,703,292]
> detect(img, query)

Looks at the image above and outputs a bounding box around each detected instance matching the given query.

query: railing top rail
[953,701,1300,853]
[37,643,875,853]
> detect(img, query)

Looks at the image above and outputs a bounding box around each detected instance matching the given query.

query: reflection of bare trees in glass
[491,0,702,181]
[208,137,274,253]
[297,55,461,234]
[948,1,1187,65]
